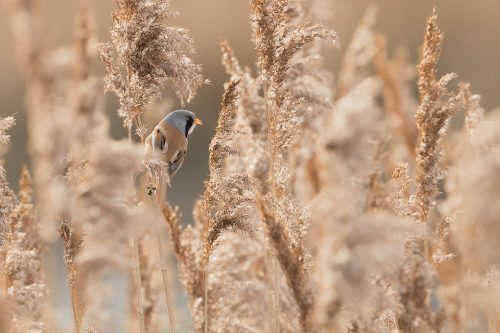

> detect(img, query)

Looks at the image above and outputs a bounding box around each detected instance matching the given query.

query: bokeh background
[2,0,500,221]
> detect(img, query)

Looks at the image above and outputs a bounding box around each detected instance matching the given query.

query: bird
[145,109,202,202]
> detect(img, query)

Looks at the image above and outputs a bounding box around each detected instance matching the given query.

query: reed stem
[489,312,497,333]
[134,237,146,333]
[129,122,145,333]
[155,221,176,333]
[274,254,279,333]
[204,267,209,333]
[69,287,81,333]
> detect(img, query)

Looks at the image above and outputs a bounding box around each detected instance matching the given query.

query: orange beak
[195,118,203,125]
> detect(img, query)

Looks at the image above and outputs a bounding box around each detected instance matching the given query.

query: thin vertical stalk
[149,181,176,332]
[134,237,146,333]
[129,121,145,333]
[424,236,430,261]
[204,267,208,333]
[263,80,281,333]
[70,292,81,333]
[155,221,175,333]
[274,255,279,333]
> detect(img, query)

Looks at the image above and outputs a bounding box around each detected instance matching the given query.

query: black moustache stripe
[185,117,194,137]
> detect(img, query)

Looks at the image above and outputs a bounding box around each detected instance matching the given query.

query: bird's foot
[147,183,157,196]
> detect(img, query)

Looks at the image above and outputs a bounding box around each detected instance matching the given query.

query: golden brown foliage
[2,2,500,333]
[100,0,205,132]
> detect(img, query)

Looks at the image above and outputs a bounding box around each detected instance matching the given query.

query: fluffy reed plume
[100,0,205,134]
[450,106,500,267]
[5,0,75,241]
[306,76,401,330]
[73,138,141,332]
[336,5,379,99]
[249,1,338,331]
[415,9,459,233]
[160,204,205,331]
[374,44,418,157]
[200,79,256,266]
[209,40,301,333]
[62,5,109,329]
[0,116,17,247]
[0,116,17,329]
[161,79,257,332]
[220,41,268,185]
[3,167,48,332]
[459,82,485,140]
[58,221,84,331]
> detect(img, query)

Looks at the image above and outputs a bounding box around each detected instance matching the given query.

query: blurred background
[2,0,500,330]
[1,0,500,221]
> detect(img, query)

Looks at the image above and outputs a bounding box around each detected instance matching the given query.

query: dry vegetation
[1,0,500,332]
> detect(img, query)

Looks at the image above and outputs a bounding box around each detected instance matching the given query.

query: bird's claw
[147,184,157,196]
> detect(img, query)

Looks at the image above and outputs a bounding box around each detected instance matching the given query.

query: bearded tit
[145,110,202,201]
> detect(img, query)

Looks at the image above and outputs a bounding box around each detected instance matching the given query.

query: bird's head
[164,109,202,137]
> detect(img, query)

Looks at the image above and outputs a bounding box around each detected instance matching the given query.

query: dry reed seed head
[220,42,265,129]
[249,4,341,330]
[101,0,206,128]
[220,40,243,79]
[337,4,379,99]
[200,76,257,270]
[201,174,257,267]
[286,49,334,131]
[17,166,33,205]
[316,77,383,191]
[58,220,84,299]
[73,138,143,332]
[257,197,313,332]
[310,175,413,330]
[430,214,457,265]
[160,203,207,331]
[459,82,485,140]
[286,4,336,203]
[4,165,48,332]
[141,159,170,184]
[204,232,295,332]
[451,110,500,271]
[208,78,241,173]
[393,257,445,332]
[457,267,500,324]
[250,0,338,81]
[0,116,17,247]
[415,9,460,224]
[0,116,16,145]
[390,161,415,217]
[6,0,96,242]
[249,0,338,141]
[373,43,419,157]
[75,139,142,265]
[219,41,270,185]
[4,0,45,80]
[73,0,97,84]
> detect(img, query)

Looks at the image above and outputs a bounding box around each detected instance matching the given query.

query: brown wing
[168,150,187,177]
[161,122,188,165]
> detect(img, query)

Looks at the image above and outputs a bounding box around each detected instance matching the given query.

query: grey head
[163,110,202,137]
